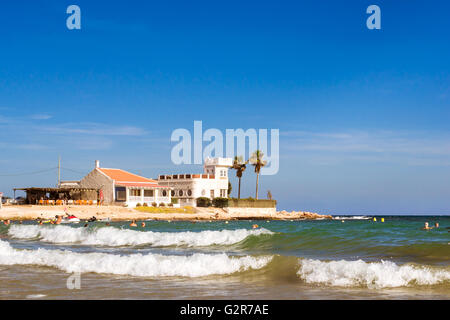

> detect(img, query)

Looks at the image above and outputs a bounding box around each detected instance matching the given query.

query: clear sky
[0,0,449,214]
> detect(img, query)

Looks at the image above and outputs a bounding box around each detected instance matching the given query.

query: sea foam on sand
[8,225,273,247]
[297,258,450,288]
[0,240,272,277]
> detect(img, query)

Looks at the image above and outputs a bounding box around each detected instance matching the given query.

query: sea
[0,215,449,299]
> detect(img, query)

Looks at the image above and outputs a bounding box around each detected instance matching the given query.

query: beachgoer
[435,222,439,228]
[423,222,433,230]
[252,224,259,229]
[105,222,110,226]
[141,222,145,227]
[84,224,88,227]
[130,220,137,227]
[3,220,10,226]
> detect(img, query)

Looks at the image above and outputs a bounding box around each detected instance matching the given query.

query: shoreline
[0,205,333,222]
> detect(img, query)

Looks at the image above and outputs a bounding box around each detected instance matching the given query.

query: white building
[157,157,233,206]
[79,160,172,208]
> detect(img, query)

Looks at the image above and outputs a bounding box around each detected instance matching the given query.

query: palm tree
[249,150,267,200]
[231,155,248,199]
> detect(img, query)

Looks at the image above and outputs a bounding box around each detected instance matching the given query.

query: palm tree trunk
[255,173,259,200]
[238,177,241,199]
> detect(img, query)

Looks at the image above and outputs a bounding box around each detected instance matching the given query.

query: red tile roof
[97,168,157,184]
[115,182,166,188]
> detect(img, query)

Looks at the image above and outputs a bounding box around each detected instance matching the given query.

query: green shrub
[212,197,228,208]
[196,197,211,207]
[159,202,166,207]
[136,203,141,207]
[143,203,148,207]
[152,202,158,207]
[171,198,179,204]
[168,203,174,207]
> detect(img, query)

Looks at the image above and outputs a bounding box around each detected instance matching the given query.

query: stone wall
[228,199,277,208]
[79,169,114,204]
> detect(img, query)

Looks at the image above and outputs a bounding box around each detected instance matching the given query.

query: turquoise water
[0,216,449,299]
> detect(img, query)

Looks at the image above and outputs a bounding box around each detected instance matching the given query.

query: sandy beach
[0,205,332,221]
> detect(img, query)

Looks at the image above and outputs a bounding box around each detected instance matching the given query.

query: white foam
[0,240,272,277]
[8,225,273,247]
[297,258,450,288]
[26,294,47,299]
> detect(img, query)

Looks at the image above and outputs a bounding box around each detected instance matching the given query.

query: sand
[0,205,332,221]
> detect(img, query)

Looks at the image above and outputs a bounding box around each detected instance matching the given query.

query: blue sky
[0,0,449,214]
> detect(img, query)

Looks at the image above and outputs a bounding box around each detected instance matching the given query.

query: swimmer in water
[434,222,439,228]
[422,222,433,230]
[130,220,137,227]
[252,224,259,229]
[141,222,145,227]
[3,220,10,226]
[54,215,62,225]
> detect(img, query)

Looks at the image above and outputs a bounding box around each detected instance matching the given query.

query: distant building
[157,157,232,207]
[79,160,171,207]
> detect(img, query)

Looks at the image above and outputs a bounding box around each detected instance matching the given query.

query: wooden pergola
[13,187,100,204]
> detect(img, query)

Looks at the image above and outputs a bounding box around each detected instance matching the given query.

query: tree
[249,150,267,200]
[231,155,248,199]
[228,181,232,197]
[267,190,272,200]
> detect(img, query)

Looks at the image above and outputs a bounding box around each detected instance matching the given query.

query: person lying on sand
[129,220,137,227]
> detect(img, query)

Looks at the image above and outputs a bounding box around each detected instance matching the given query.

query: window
[171,190,175,197]
[179,190,184,197]
[220,189,227,197]
[201,189,206,196]
[116,187,126,201]
[144,190,154,197]
[162,190,167,197]
[187,189,192,196]
[210,190,214,198]
[130,189,141,196]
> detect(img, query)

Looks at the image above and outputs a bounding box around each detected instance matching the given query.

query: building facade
[79,160,171,207]
[157,157,232,206]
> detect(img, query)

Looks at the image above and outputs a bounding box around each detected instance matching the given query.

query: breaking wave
[297,258,450,288]
[8,225,273,247]
[0,240,272,277]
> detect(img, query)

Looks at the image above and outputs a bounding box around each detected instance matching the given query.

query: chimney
[95,160,100,168]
